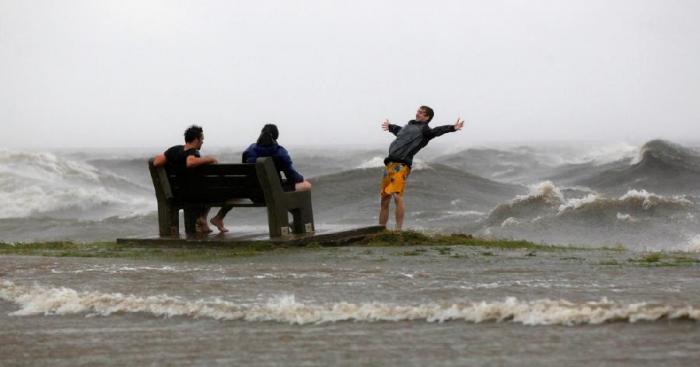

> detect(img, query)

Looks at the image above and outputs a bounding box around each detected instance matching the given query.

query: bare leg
[210,206,231,233]
[379,195,391,227]
[393,194,405,231]
[295,180,312,191]
[197,207,212,233]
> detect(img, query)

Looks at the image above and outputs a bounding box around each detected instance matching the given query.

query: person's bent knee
[295,180,312,191]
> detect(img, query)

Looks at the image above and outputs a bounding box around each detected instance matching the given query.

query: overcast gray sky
[1,0,699,149]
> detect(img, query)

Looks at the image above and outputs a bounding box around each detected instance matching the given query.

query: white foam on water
[558,193,600,212]
[410,159,432,171]
[49,265,217,275]
[686,235,700,252]
[2,280,698,326]
[355,156,385,169]
[570,142,639,165]
[0,185,153,219]
[0,150,153,219]
[526,142,638,166]
[501,217,520,227]
[557,189,693,214]
[442,210,485,217]
[499,183,693,218]
[618,189,692,209]
[514,181,565,205]
[616,213,637,223]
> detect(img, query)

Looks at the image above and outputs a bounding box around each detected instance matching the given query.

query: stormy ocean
[2,140,700,365]
[2,139,700,249]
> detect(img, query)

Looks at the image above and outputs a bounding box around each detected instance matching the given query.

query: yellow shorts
[380,162,410,198]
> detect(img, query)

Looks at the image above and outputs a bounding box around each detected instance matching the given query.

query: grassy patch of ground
[0,231,639,260]
[627,252,700,267]
[0,241,290,261]
[361,231,579,251]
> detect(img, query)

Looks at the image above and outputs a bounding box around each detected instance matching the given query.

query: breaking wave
[557,189,693,215]
[686,235,700,252]
[485,181,564,226]
[1,280,698,325]
[487,181,695,225]
[482,180,699,248]
[0,150,153,219]
[574,140,700,195]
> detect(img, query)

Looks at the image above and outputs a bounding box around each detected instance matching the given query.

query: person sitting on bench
[209,123,311,232]
[153,125,219,233]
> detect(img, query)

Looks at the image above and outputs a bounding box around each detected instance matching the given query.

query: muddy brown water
[2,245,700,366]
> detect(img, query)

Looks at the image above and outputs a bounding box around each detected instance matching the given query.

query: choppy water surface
[2,140,700,249]
[2,246,700,366]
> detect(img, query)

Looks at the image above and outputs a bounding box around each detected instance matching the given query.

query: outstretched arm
[425,118,464,140]
[381,118,402,136]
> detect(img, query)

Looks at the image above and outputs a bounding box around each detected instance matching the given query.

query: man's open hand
[381,118,390,131]
[454,118,465,131]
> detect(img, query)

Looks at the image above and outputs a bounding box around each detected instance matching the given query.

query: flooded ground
[2,243,700,366]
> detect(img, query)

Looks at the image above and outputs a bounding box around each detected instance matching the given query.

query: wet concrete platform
[116,226,385,247]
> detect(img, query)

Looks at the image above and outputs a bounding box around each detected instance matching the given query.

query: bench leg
[290,207,314,234]
[266,207,290,238]
[158,202,179,236]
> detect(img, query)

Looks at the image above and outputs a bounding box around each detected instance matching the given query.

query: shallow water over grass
[1,235,700,366]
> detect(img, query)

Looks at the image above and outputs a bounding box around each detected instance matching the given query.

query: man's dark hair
[420,106,434,122]
[184,125,204,143]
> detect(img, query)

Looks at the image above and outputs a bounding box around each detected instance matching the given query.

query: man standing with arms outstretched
[379,106,464,231]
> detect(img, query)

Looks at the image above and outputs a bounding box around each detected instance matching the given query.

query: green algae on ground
[2,231,694,263]
[627,252,700,267]
[360,231,576,251]
[0,241,286,260]
[0,231,610,260]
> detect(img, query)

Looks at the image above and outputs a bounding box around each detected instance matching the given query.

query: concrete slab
[116,225,385,247]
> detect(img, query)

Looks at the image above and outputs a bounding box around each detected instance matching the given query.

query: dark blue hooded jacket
[242,143,304,184]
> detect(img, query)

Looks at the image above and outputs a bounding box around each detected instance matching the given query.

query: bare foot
[210,216,229,233]
[196,218,213,234]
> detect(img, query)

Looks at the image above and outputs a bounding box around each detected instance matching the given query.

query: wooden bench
[148,157,314,238]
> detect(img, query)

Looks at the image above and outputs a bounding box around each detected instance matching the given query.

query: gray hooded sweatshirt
[384,120,456,168]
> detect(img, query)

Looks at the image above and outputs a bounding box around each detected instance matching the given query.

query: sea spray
[686,235,700,252]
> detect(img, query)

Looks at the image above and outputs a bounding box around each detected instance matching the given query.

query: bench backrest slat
[148,158,284,206]
[194,164,258,176]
